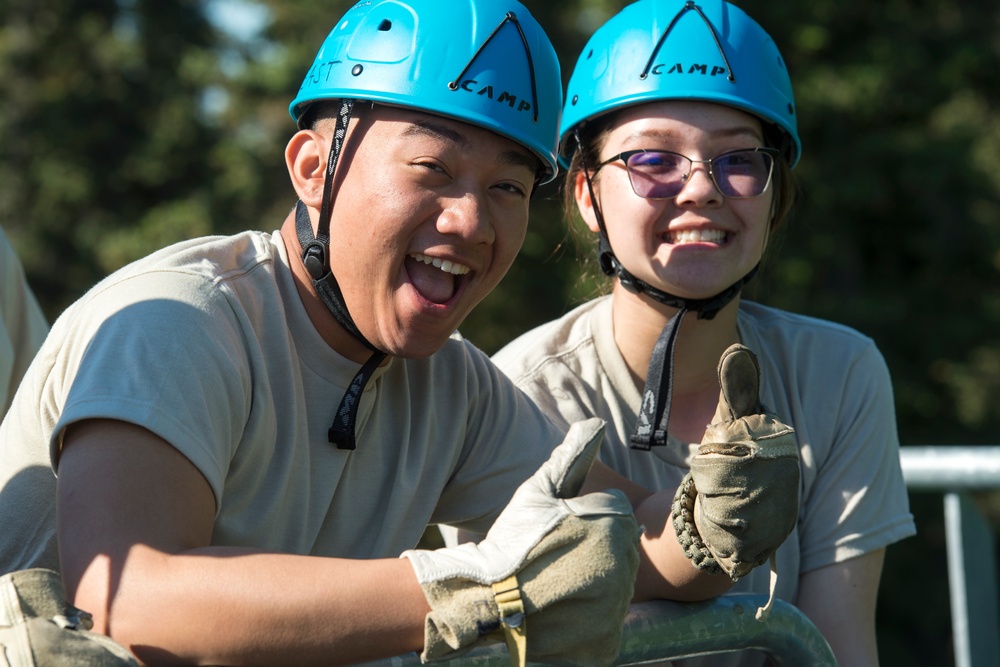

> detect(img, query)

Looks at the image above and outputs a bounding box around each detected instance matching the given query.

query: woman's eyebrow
[624,126,765,143]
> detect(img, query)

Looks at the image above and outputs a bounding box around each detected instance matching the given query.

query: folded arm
[797,550,885,667]
[581,461,735,603]
[58,419,429,667]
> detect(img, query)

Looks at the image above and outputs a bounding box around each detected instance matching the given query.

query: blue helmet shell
[290,0,563,183]
[561,0,800,167]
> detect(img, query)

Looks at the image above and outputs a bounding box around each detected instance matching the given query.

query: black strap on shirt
[327,349,386,450]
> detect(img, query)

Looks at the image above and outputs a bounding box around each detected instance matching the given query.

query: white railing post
[901,446,1000,667]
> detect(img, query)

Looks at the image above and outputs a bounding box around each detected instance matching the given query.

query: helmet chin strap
[618,252,759,451]
[295,99,387,451]
[575,131,760,450]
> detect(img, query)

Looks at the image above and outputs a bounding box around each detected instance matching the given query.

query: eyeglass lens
[625,150,773,199]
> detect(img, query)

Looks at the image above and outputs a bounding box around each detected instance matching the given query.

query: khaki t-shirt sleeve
[797,342,915,571]
[49,271,251,511]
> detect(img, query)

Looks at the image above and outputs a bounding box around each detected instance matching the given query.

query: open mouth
[665,229,728,245]
[406,253,471,305]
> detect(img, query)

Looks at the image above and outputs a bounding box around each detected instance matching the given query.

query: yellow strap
[491,574,527,667]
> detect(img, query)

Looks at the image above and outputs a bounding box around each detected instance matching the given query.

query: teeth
[669,229,727,244]
[410,253,471,276]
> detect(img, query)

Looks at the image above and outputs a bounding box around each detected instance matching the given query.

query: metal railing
[900,446,1000,667]
[364,595,836,666]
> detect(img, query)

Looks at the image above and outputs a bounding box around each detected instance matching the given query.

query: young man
[0,1,642,664]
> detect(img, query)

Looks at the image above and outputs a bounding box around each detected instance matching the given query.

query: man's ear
[574,171,602,234]
[285,130,328,206]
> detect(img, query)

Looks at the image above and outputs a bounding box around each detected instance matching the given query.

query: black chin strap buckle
[302,241,328,280]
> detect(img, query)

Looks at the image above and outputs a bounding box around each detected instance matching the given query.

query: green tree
[0,0,227,314]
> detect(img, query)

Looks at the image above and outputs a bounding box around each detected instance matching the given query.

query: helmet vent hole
[377,19,392,31]
[586,49,594,60]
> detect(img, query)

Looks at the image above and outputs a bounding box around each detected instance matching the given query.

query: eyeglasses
[593,147,780,199]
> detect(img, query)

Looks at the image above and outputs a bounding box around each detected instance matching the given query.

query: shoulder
[65,232,280,321]
[738,301,893,419]
[739,300,876,348]
[41,232,286,386]
[738,300,884,375]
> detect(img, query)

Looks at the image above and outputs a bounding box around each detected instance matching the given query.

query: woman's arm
[796,549,886,667]
[585,461,735,602]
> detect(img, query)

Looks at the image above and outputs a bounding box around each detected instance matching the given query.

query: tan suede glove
[0,568,138,666]
[672,344,800,618]
[402,418,641,666]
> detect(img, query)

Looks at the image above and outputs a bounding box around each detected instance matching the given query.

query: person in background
[0,225,48,416]
[0,1,645,664]
[493,0,916,664]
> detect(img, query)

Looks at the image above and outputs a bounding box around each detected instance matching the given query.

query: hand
[402,418,641,666]
[672,344,800,581]
[0,568,138,666]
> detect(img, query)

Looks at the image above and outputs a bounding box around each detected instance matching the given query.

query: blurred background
[1,0,998,663]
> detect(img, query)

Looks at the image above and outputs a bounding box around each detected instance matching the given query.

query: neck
[611,282,740,394]
[280,210,374,364]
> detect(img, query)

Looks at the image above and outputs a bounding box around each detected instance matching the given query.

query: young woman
[494,1,916,664]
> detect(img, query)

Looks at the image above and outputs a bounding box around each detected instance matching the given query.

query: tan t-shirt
[0,229,561,573]
[494,296,915,666]
[0,226,48,417]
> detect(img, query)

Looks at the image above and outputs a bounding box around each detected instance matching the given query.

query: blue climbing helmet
[289,0,562,183]
[561,0,800,167]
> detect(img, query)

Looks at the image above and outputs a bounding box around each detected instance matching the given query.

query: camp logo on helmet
[454,79,533,114]
[649,63,729,77]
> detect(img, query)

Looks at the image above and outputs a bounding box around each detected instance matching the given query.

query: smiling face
[576,100,775,301]
[320,105,538,359]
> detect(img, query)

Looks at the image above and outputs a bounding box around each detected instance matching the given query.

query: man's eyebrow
[402,120,469,147]
[499,148,541,175]
[403,119,539,175]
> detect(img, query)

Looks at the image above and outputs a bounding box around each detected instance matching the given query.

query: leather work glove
[0,568,138,666]
[402,418,641,667]
[672,344,800,619]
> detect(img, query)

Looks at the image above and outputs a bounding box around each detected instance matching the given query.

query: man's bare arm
[58,419,429,667]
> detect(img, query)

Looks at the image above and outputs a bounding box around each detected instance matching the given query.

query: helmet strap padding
[293,99,388,451]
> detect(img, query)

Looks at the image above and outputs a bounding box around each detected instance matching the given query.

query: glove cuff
[0,569,138,666]
[671,474,723,576]
[418,577,500,662]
